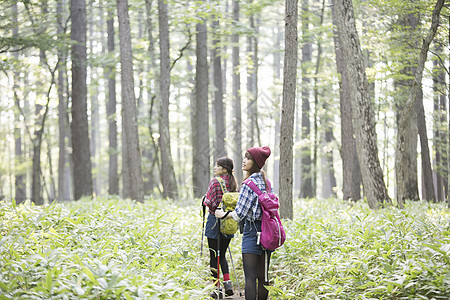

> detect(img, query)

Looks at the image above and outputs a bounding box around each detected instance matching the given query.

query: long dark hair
[217,157,237,192]
[243,151,268,190]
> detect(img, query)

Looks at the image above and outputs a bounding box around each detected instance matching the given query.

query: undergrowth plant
[0,197,220,299]
[1,197,449,299]
[270,199,450,299]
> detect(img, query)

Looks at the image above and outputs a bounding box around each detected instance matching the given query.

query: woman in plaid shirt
[216,146,272,300]
[203,157,237,298]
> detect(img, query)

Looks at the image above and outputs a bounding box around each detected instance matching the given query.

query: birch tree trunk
[396,0,443,207]
[71,0,93,200]
[192,0,210,198]
[158,0,178,199]
[279,0,298,220]
[116,0,144,202]
[334,0,390,209]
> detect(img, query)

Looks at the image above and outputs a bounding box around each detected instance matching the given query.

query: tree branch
[170,26,192,72]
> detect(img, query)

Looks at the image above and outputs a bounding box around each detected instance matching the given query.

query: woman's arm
[215,183,254,220]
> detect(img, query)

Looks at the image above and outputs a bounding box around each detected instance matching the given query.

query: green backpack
[216,177,239,235]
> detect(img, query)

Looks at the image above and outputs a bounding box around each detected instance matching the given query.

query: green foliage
[1,197,449,299]
[0,197,213,299]
[273,199,450,299]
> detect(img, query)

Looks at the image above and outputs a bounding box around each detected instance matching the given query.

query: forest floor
[1,197,449,299]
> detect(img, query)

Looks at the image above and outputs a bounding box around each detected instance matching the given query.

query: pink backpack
[244,179,286,251]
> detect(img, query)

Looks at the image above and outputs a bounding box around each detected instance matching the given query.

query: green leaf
[46,269,52,291]
[424,244,448,256]
[49,227,58,236]
[82,267,98,284]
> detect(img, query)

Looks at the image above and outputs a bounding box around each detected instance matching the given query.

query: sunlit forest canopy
[0,0,449,209]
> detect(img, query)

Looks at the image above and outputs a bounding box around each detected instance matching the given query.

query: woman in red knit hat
[216,146,272,300]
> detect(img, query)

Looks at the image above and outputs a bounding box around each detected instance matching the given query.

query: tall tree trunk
[106,8,119,195]
[116,0,144,202]
[417,88,435,202]
[331,0,361,201]
[57,0,70,201]
[319,0,336,199]
[46,134,56,201]
[31,103,43,204]
[294,85,301,194]
[321,129,337,198]
[32,67,56,205]
[212,16,226,160]
[12,2,26,203]
[299,0,313,198]
[89,12,100,197]
[396,0,443,207]
[272,24,282,192]
[394,10,420,203]
[279,0,298,220]
[319,1,336,200]
[193,0,210,198]
[246,4,259,148]
[27,2,50,205]
[145,0,159,194]
[433,44,447,202]
[158,0,178,199]
[334,0,390,209]
[222,0,229,135]
[232,0,243,184]
[312,0,326,197]
[395,81,419,202]
[71,0,93,200]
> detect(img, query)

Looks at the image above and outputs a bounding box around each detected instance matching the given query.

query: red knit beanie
[247,146,271,169]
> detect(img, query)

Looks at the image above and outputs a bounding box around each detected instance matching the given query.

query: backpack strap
[216,177,228,193]
[244,178,271,195]
[244,179,262,196]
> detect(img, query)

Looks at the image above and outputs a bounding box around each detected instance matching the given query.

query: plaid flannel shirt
[235,172,271,222]
[203,175,231,214]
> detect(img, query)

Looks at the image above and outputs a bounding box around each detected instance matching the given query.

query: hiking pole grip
[200,195,206,257]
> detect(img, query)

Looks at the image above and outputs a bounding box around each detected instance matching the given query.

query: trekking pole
[200,195,206,257]
[217,216,221,297]
[228,246,242,297]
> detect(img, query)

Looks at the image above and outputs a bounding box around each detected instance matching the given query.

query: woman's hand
[215,208,226,219]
